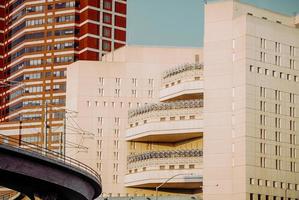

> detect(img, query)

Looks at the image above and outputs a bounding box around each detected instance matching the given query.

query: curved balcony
[160,63,203,102]
[125,149,203,188]
[126,100,203,142]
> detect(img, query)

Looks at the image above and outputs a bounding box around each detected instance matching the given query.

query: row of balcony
[125,149,202,188]
[125,64,204,189]
[126,100,203,142]
[162,63,203,80]
[160,63,203,101]
[128,149,203,164]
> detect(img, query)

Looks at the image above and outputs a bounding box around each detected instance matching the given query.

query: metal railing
[129,99,203,119]
[162,63,203,79]
[0,134,101,184]
[128,149,203,163]
[0,193,12,200]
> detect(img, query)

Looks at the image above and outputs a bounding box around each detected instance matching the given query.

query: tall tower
[0,0,126,152]
[204,1,299,200]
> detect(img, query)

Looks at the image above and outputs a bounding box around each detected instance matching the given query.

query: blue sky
[127,0,299,47]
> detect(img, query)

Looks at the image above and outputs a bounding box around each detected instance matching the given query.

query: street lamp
[155,173,194,200]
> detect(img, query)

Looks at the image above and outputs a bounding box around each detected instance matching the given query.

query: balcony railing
[127,149,202,170]
[160,63,203,101]
[128,99,203,125]
[162,63,203,80]
[128,149,202,163]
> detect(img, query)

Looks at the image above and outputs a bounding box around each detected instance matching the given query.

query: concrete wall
[66,46,202,197]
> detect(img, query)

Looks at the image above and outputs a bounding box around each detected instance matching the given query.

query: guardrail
[128,149,203,163]
[0,134,101,184]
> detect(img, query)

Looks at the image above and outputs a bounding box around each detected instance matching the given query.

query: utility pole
[18,114,22,147]
[44,102,48,150]
[63,112,66,156]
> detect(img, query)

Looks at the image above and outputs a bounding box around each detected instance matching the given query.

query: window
[148,78,154,87]
[103,27,111,37]
[260,143,266,154]
[54,29,75,36]
[260,38,266,49]
[160,117,166,121]
[260,157,266,168]
[260,114,266,126]
[289,93,295,103]
[87,101,91,107]
[275,117,281,128]
[274,90,281,100]
[275,131,281,142]
[260,87,266,98]
[132,78,137,86]
[114,117,120,125]
[55,1,76,9]
[275,56,281,66]
[275,104,281,114]
[290,46,295,56]
[115,89,120,97]
[115,77,121,85]
[275,42,281,53]
[260,101,266,112]
[99,88,104,96]
[148,90,153,98]
[275,159,281,170]
[102,41,111,51]
[275,145,281,156]
[103,0,112,9]
[103,13,112,24]
[195,54,200,63]
[260,52,266,62]
[98,117,103,124]
[22,136,40,143]
[290,59,295,69]
[131,90,137,98]
[99,77,104,85]
[55,15,75,23]
[54,56,74,63]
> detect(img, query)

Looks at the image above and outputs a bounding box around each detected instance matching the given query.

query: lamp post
[155,173,194,200]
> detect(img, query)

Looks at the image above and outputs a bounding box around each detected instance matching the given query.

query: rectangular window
[99,88,104,96]
[275,55,281,66]
[103,27,111,37]
[103,13,112,24]
[260,38,266,49]
[102,40,111,51]
[103,0,112,10]
[275,42,281,53]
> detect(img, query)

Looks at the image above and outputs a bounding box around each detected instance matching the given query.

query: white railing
[127,149,203,170]
[128,100,203,126]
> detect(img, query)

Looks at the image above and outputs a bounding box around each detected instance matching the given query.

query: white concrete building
[66,46,202,197]
[203,1,299,200]
[66,1,299,199]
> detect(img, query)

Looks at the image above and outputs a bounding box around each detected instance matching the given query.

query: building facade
[125,62,203,198]
[0,0,126,152]
[203,1,299,200]
[66,46,202,197]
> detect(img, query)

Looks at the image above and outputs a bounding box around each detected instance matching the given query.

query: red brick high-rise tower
[0,0,126,151]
